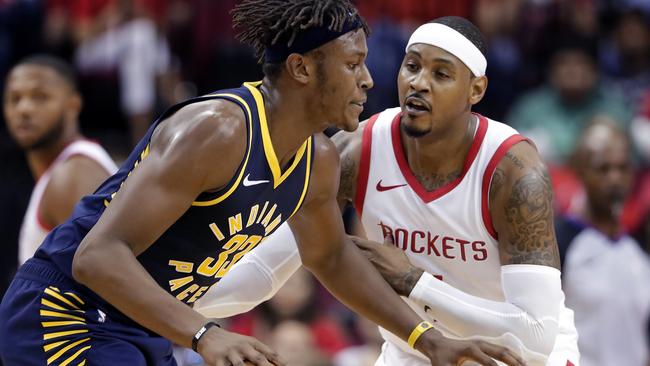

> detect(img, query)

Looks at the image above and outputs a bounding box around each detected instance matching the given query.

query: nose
[409,69,430,93]
[15,96,35,117]
[359,63,374,90]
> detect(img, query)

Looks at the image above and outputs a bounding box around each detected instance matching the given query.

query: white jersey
[356,108,579,365]
[19,140,117,264]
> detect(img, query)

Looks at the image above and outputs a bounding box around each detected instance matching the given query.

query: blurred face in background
[550,49,598,105]
[578,124,633,219]
[4,64,80,150]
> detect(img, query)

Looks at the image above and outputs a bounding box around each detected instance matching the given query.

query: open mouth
[405,96,430,113]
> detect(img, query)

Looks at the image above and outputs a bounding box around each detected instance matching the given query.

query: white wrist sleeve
[194,223,302,318]
[409,264,562,358]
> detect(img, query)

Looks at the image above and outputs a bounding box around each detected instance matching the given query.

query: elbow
[71,238,101,285]
[528,318,560,357]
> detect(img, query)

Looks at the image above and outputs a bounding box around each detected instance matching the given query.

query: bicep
[490,143,560,268]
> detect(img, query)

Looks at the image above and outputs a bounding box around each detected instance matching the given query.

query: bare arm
[72,100,281,365]
[490,142,560,268]
[40,155,113,227]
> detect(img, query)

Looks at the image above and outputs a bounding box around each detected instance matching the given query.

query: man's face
[550,50,597,105]
[4,64,75,150]
[397,44,476,137]
[580,132,633,217]
[311,29,373,132]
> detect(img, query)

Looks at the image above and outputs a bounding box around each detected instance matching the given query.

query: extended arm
[290,134,524,366]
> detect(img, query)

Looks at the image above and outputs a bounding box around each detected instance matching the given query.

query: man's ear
[285,53,311,84]
[469,75,487,106]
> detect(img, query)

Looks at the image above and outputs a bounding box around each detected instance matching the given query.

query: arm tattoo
[489,167,506,199]
[338,154,357,202]
[503,167,560,267]
[505,151,525,170]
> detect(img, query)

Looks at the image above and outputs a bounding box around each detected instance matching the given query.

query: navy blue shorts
[0,258,177,366]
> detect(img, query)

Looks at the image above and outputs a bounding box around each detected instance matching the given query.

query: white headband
[406,23,487,77]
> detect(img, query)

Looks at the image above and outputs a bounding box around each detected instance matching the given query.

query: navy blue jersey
[34,81,314,306]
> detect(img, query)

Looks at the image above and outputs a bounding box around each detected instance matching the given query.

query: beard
[25,116,66,151]
[401,118,431,138]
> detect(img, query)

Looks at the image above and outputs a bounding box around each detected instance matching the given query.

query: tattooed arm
[489,144,561,268]
[330,121,365,210]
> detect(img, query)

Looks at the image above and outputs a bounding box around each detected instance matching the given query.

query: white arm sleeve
[409,264,562,359]
[194,223,302,318]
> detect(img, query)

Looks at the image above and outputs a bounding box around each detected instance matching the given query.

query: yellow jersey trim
[289,137,312,218]
[244,82,309,189]
[191,93,254,206]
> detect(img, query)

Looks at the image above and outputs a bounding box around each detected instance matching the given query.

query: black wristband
[191,321,220,352]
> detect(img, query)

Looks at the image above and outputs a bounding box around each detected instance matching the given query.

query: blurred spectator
[271,321,332,366]
[333,317,382,366]
[556,120,650,366]
[600,9,650,108]
[507,38,632,164]
[3,55,116,264]
[228,268,351,358]
[46,0,172,146]
[632,90,650,164]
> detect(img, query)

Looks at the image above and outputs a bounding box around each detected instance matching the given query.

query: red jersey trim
[354,114,380,217]
[391,113,488,203]
[481,134,530,240]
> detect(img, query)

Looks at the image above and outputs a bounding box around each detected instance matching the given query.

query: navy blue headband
[264,16,363,63]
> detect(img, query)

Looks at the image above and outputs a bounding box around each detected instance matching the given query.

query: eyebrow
[406,50,456,66]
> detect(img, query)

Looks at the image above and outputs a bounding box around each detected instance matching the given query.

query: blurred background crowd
[1,0,650,365]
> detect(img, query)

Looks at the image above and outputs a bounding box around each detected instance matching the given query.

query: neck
[260,79,323,168]
[401,113,476,177]
[580,203,621,238]
[26,129,82,179]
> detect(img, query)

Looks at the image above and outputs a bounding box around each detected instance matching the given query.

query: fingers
[461,345,498,366]
[475,341,526,366]
[252,340,286,366]
[227,351,247,366]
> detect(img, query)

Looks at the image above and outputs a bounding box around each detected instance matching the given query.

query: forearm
[73,236,206,348]
[195,223,302,318]
[409,264,562,356]
[305,239,427,343]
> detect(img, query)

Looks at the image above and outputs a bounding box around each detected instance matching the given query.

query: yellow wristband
[407,321,435,348]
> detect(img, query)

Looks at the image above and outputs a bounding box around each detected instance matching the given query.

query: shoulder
[149,98,248,190]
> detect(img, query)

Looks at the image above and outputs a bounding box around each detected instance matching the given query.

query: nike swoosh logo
[424,305,431,313]
[376,180,407,192]
[242,174,269,187]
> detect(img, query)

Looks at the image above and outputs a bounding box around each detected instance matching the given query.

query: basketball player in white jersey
[3,55,117,264]
[192,16,577,365]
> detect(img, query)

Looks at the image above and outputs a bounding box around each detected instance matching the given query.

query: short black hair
[232,0,369,79]
[430,16,487,57]
[14,55,78,91]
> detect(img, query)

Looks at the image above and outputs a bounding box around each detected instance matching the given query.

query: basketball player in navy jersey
[196,16,579,365]
[0,2,523,366]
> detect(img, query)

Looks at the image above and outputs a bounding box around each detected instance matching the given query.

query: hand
[351,234,423,296]
[417,329,527,366]
[197,326,285,366]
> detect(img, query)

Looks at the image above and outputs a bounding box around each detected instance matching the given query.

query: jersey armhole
[354,113,380,218]
[480,135,530,240]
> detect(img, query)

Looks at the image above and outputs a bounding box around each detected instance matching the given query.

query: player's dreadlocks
[232,0,369,63]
